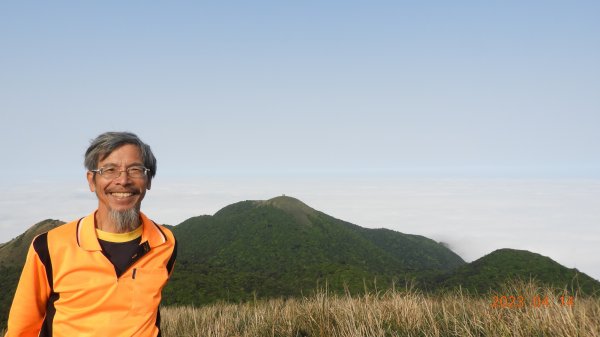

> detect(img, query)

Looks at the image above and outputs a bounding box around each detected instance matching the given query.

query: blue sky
[1,2,599,279]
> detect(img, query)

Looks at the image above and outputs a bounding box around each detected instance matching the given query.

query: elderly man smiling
[6,132,177,337]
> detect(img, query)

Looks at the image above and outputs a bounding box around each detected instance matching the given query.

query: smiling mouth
[110,192,135,198]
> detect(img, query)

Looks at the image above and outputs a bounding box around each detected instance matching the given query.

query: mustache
[107,189,140,193]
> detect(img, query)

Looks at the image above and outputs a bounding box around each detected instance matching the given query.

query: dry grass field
[1,281,598,336]
[160,281,600,337]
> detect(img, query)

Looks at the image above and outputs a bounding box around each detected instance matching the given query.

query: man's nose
[113,170,132,184]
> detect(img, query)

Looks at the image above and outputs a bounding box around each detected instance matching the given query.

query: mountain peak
[258,195,317,226]
[261,195,315,212]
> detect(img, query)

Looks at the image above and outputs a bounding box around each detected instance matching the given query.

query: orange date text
[491,295,574,308]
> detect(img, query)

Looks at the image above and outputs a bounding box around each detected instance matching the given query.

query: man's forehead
[98,144,143,162]
[99,162,144,168]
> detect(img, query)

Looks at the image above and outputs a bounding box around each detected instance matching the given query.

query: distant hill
[164,196,465,305]
[431,248,600,295]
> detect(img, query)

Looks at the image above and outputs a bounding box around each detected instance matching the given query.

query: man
[6,132,177,337]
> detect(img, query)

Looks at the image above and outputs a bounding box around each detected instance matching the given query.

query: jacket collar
[77,211,168,251]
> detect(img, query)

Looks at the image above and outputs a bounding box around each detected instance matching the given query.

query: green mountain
[164,196,465,305]
[432,248,600,295]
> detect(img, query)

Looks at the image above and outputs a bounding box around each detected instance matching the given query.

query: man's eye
[129,167,143,174]
[103,168,117,174]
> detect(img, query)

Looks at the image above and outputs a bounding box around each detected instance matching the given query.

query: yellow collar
[96,226,143,243]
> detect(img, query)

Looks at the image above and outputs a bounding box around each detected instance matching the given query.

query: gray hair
[84,131,157,180]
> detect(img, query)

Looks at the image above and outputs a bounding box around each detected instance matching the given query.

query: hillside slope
[165,196,465,305]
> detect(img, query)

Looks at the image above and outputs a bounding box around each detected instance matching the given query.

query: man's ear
[147,178,152,191]
[87,171,96,192]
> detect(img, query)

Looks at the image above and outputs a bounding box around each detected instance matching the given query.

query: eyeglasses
[91,166,150,179]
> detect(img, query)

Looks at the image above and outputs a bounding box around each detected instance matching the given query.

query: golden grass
[1,281,598,336]
[160,281,600,337]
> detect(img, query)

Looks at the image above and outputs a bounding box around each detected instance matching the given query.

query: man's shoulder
[40,216,88,244]
[153,223,176,243]
[140,213,176,244]
[47,217,84,234]
[154,223,174,234]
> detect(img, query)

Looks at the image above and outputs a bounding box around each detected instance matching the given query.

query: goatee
[109,208,141,233]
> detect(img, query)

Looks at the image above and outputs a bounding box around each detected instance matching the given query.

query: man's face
[86,144,151,215]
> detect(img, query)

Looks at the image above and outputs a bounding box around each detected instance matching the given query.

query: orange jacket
[6,212,177,337]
